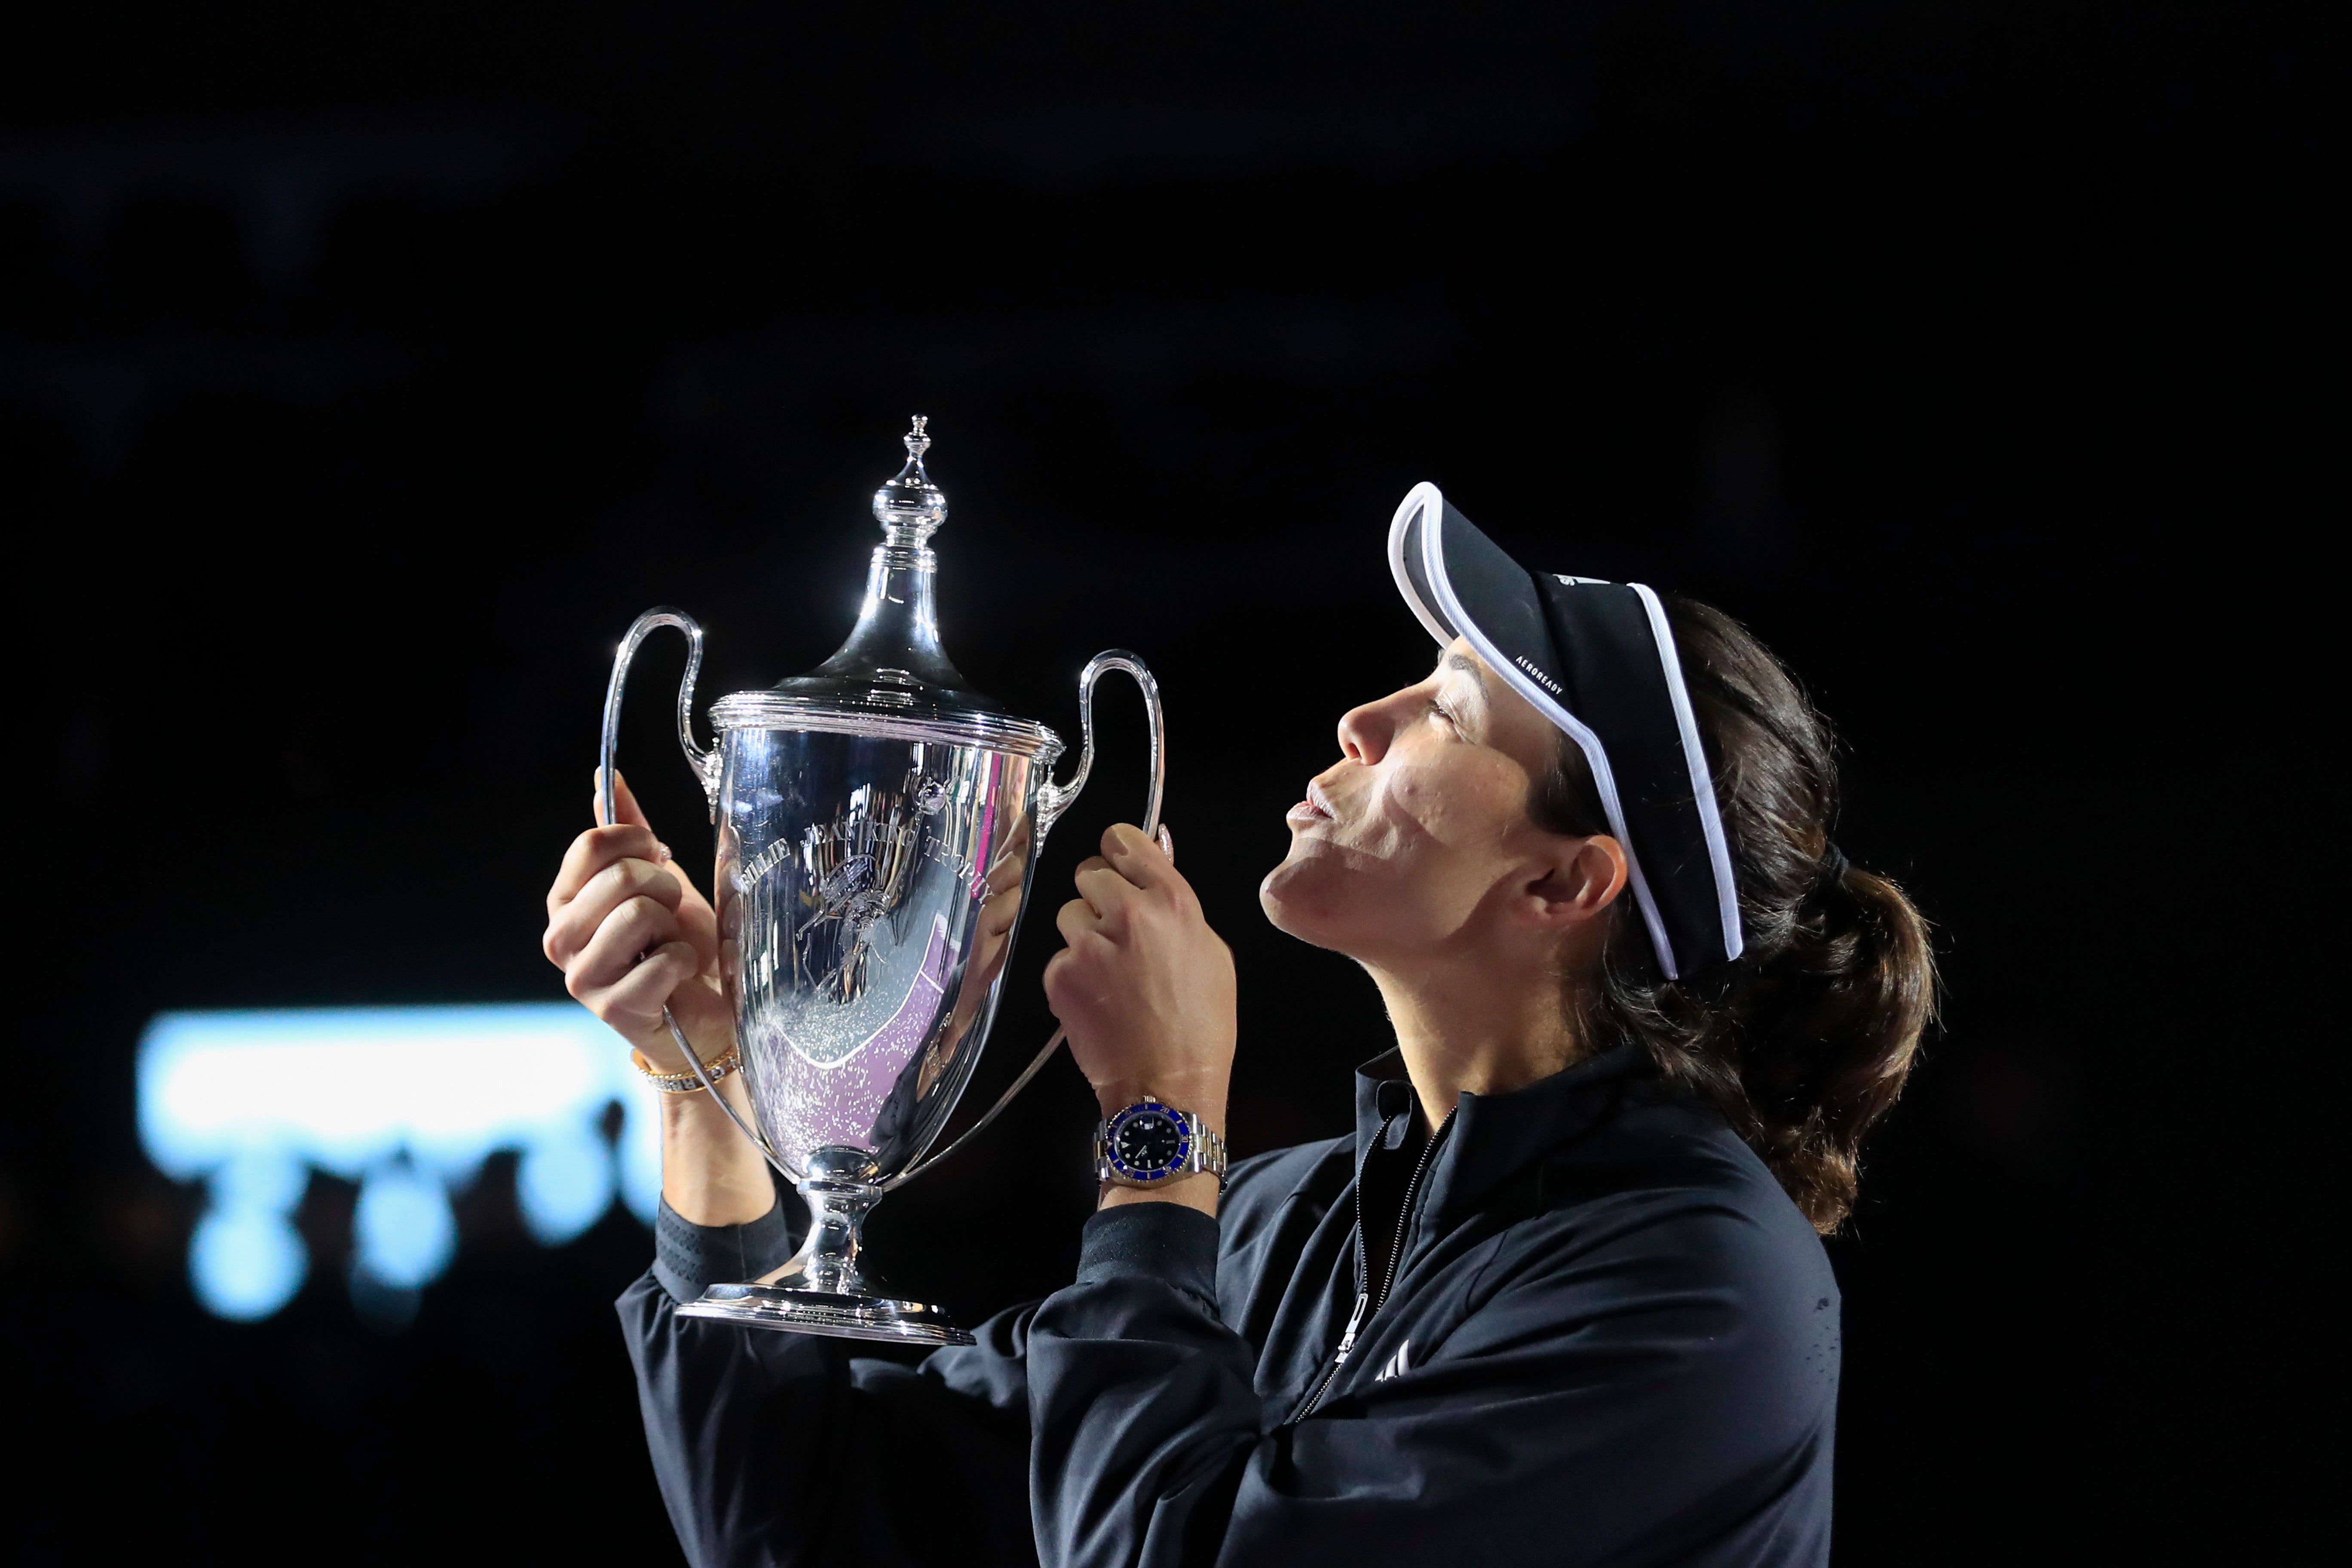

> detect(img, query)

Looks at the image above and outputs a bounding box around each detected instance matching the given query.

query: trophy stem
[779,1179,880,1297]
[672,1179,974,1346]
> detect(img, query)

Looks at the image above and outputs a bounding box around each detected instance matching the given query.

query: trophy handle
[600,606,720,828]
[885,650,1167,1191]
[600,609,799,1185]
[1035,650,1166,841]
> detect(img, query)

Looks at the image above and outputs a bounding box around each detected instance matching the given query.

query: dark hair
[1534,597,1935,1233]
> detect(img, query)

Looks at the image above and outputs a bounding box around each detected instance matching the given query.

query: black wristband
[652,1193,802,1306]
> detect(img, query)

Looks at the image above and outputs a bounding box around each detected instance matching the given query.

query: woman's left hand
[1045,824,1238,1146]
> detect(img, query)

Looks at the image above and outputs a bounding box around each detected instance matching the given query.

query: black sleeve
[1023,1201,1837,1568]
[619,1199,1041,1568]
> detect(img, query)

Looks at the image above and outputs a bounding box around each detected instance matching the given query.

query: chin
[1259,850,1367,956]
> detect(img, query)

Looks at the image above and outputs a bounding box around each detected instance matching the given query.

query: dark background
[0,4,2323,1564]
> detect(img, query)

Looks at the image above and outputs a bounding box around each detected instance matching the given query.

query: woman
[542,484,1934,1568]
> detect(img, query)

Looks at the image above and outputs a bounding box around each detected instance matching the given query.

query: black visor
[1387,483,1742,978]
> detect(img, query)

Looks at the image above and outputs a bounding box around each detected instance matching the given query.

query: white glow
[139,1004,663,1321]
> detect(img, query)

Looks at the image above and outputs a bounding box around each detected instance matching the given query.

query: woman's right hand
[542,771,733,1071]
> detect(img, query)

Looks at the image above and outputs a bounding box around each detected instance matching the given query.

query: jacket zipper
[1292,1107,1455,1421]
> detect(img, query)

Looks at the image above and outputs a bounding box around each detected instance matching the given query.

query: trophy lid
[710,419,1061,759]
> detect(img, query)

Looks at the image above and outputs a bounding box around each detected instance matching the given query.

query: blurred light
[353,1161,457,1288]
[138,1004,664,1323]
[190,1204,306,1321]
[517,1124,617,1247]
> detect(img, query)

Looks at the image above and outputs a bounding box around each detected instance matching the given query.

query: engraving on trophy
[732,837,793,895]
[793,780,919,1005]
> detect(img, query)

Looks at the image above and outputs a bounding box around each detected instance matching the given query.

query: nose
[1336,695,1394,766]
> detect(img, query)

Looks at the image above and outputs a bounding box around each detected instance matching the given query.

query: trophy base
[676,1283,977,1346]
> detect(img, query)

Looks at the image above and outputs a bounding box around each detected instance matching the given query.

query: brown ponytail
[1535,597,1936,1232]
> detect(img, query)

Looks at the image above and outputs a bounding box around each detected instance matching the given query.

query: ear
[1517,835,1629,931]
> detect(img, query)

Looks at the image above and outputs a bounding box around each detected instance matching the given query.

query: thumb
[1101,821,1179,886]
[663,953,735,1042]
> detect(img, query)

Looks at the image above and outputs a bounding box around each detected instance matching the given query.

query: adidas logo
[1373,1339,1412,1382]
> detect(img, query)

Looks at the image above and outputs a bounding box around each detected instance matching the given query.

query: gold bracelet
[631,1045,743,1093]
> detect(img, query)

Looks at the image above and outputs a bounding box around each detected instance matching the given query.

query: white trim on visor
[1386,484,1458,646]
[1385,484,1684,978]
[1627,583,1745,964]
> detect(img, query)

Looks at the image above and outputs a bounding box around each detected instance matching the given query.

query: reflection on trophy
[597,418,1162,1345]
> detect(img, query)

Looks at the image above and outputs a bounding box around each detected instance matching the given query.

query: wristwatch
[1094,1096,1228,1188]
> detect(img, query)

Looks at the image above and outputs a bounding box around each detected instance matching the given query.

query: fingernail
[656,842,674,862]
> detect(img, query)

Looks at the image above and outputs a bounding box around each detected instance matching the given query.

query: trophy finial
[873,415,947,545]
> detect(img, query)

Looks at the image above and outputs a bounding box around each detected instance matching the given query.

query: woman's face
[1260,639,1613,968]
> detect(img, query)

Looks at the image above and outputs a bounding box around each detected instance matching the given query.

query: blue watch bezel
[1102,1098,1193,1182]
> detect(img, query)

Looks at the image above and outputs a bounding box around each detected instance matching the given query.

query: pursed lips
[1287,780,1340,825]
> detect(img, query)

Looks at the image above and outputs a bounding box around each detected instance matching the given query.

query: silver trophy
[598,418,1162,1346]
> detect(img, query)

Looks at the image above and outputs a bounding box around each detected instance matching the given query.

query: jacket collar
[1352,1044,1658,1225]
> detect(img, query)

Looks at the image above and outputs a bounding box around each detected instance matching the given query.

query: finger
[599,770,702,899]
[976,883,1023,941]
[980,901,1020,945]
[551,823,665,908]
[573,897,683,994]
[982,840,1029,899]
[594,768,667,838]
[544,857,686,963]
[1054,896,1103,947]
[1073,862,1142,922]
[583,941,703,1038]
[1099,823,1180,890]
[572,895,683,991]
[596,771,683,862]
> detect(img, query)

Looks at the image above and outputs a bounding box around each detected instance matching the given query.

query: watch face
[1107,1104,1188,1179]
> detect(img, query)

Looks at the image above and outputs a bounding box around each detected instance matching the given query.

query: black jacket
[620,1046,1841,1568]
